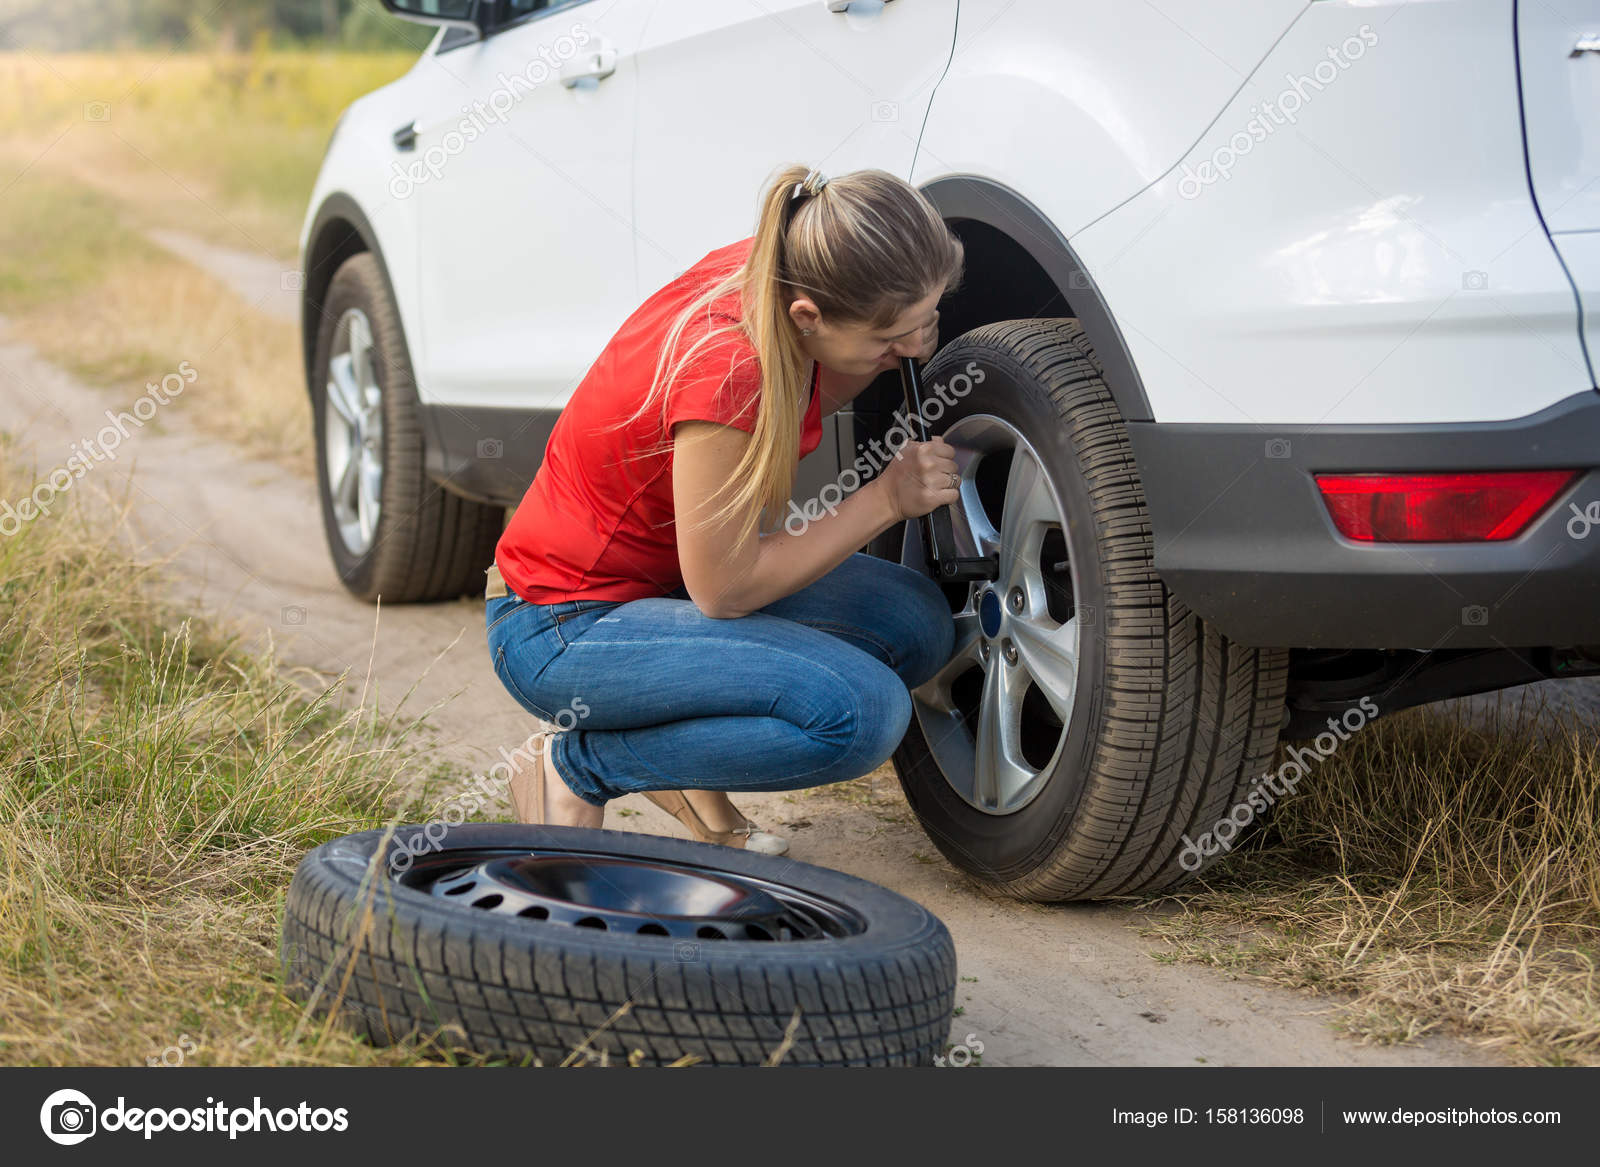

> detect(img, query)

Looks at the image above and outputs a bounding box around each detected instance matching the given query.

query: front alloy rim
[903,414,1082,816]
[324,307,384,555]
[397,847,867,942]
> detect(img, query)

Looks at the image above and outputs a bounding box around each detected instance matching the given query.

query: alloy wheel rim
[903,414,1083,815]
[324,307,384,555]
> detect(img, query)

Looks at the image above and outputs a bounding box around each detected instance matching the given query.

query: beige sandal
[643,790,789,855]
[507,728,556,824]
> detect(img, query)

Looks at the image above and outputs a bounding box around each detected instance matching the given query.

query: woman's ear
[788,297,821,335]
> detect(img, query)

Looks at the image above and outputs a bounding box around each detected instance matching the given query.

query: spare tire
[281,823,957,1067]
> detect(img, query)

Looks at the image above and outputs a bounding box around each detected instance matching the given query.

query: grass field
[0,436,508,1066]
[0,48,505,1066]
[1140,701,1600,1065]
[0,50,416,256]
[0,50,417,472]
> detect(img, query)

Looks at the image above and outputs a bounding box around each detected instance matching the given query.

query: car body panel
[301,0,1600,658]
[1518,0,1600,377]
[912,0,1307,239]
[630,0,958,293]
[299,40,445,399]
[408,1,652,411]
[1129,391,1600,648]
[1066,0,1594,425]
[1517,0,1600,235]
[1551,229,1600,378]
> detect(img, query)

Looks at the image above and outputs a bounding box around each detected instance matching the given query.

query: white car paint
[1518,0,1600,369]
[1062,0,1596,425]
[303,0,1598,430]
[630,0,958,295]
[408,3,653,411]
[1519,0,1600,234]
[911,0,1308,239]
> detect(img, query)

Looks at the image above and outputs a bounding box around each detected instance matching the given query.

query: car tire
[311,253,503,603]
[281,823,958,1067]
[876,319,1288,901]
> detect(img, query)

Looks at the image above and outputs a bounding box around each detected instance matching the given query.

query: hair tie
[790,167,830,202]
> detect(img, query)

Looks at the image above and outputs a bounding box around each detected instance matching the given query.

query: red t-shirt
[495,236,824,603]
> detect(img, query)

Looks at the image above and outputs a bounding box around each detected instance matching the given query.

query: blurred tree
[341,1,435,51]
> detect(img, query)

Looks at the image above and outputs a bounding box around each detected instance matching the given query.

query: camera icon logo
[870,100,899,122]
[281,270,305,292]
[477,438,504,459]
[40,1089,97,1145]
[1265,438,1292,459]
[1462,604,1489,627]
[83,101,111,122]
[1462,270,1489,291]
[673,941,700,962]
[281,604,308,626]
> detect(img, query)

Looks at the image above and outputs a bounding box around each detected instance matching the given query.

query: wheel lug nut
[1008,588,1024,614]
[1002,638,1017,665]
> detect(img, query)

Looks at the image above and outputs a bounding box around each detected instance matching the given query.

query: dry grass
[22,251,311,474]
[0,50,417,257]
[0,438,495,1066]
[0,49,416,474]
[1138,697,1600,1065]
[0,169,312,473]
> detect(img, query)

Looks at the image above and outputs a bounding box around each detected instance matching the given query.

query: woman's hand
[876,435,961,523]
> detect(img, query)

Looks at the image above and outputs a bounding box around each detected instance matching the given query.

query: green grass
[0,50,419,256]
[0,434,481,1066]
[0,175,158,312]
[0,148,315,472]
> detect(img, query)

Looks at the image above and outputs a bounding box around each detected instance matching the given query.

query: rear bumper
[1127,392,1600,649]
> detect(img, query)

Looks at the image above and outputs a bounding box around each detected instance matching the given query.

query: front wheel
[883,319,1288,901]
[311,253,504,603]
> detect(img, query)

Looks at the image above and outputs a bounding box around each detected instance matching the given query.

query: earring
[801,328,813,335]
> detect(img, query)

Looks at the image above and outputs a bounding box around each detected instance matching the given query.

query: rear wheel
[881,319,1288,901]
[312,253,503,602]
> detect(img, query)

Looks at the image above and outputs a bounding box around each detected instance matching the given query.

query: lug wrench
[898,356,998,583]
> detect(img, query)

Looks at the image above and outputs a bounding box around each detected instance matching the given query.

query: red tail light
[1314,470,1578,542]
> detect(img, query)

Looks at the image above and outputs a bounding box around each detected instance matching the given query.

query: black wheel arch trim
[918,174,1154,423]
[302,192,408,400]
[303,192,474,496]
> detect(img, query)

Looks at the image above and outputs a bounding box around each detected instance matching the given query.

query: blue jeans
[484,552,955,806]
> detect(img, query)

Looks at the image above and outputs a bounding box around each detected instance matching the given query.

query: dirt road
[0,237,1524,1064]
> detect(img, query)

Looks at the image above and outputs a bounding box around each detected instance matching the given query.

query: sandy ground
[1,229,1558,1066]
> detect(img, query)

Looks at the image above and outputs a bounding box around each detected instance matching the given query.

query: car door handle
[826,0,897,11]
[393,120,418,152]
[560,46,618,88]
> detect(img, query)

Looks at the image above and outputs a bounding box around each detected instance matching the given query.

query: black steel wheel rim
[395,847,867,942]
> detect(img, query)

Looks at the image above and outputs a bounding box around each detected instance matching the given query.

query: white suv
[300,0,1600,901]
